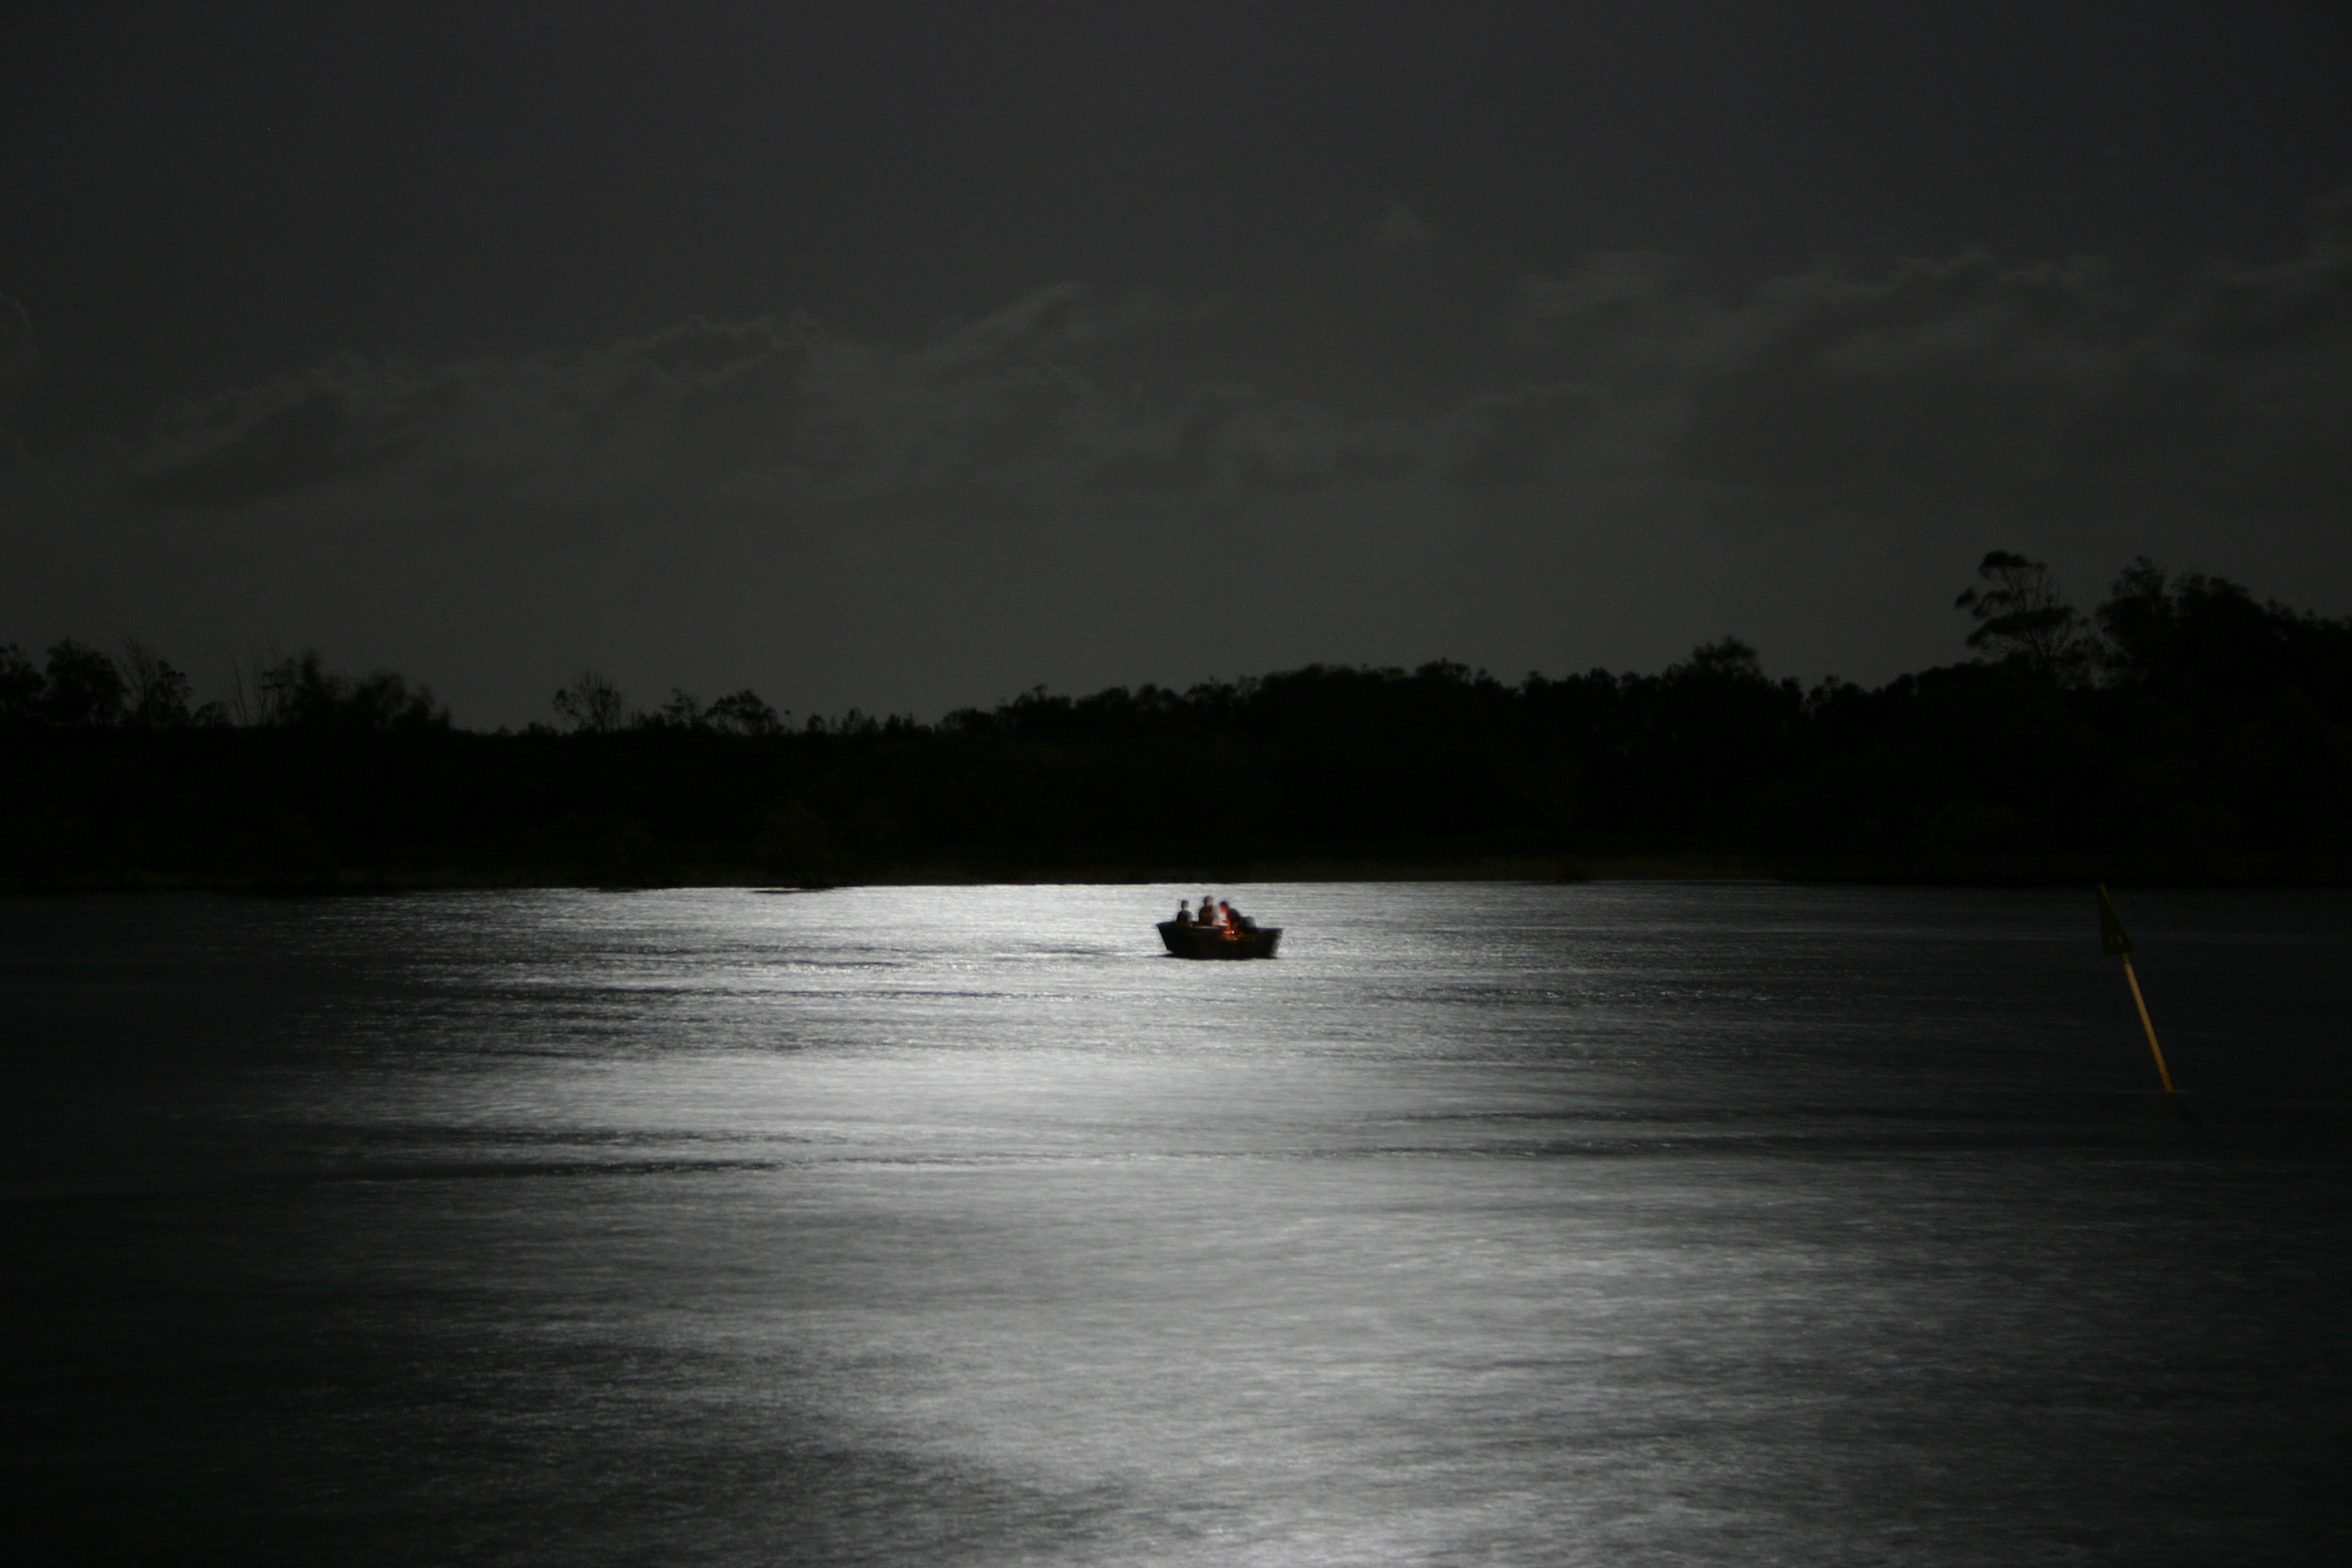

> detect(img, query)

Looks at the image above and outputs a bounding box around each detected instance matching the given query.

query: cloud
[1509,188,2352,513]
[111,204,2337,537]
[130,316,812,511]
[1440,384,1603,487]
[134,378,427,508]
[1668,253,2158,495]
[113,286,1409,521]
[1370,201,1433,252]
[1510,252,1708,361]
[9,195,2349,724]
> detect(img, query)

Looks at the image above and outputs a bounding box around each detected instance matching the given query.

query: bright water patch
[8,884,2348,1564]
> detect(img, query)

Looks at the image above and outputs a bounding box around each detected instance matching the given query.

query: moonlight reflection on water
[8,884,2349,1564]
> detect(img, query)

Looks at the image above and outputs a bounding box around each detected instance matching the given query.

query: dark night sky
[5,2,2348,726]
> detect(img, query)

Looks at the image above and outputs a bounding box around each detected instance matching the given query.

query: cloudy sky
[4,1,2347,726]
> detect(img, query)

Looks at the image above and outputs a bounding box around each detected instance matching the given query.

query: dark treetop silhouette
[6,555,2350,890]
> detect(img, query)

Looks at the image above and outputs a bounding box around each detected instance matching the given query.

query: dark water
[8,884,2349,1565]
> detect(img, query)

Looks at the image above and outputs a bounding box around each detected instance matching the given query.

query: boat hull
[1157,920,1282,959]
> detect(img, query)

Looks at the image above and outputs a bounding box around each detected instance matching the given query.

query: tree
[0,644,42,723]
[120,638,194,727]
[256,652,445,730]
[552,670,627,733]
[42,639,126,725]
[707,688,784,736]
[1954,551,2094,681]
[1674,637,1766,684]
[2094,557,2349,707]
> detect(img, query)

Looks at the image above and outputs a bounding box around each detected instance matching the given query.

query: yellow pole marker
[2097,884,2176,1095]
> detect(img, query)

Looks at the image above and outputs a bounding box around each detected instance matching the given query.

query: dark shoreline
[12,850,2351,896]
[14,561,2352,897]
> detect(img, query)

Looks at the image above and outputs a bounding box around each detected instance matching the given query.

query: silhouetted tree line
[6,554,2350,889]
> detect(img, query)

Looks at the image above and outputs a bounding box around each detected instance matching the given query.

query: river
[8,883,2347,1564]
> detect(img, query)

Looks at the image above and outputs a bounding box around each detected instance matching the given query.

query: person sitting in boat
[1199,896,1223,929]
[1174,900,1194,925]
[1218,899,1243,936]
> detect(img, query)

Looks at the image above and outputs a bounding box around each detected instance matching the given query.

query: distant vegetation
[7,554,2351,890]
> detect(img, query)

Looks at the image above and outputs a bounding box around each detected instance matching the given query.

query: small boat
[1157,920,1282,959]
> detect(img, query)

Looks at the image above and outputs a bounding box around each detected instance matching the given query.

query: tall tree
[1955,551,2094,682]
[552,671,628,733]
[41,639,126,726]
[0,644,42,723]
[120,638,194,727]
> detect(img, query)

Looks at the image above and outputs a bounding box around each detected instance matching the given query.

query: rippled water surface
[9,883,2350,1564]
